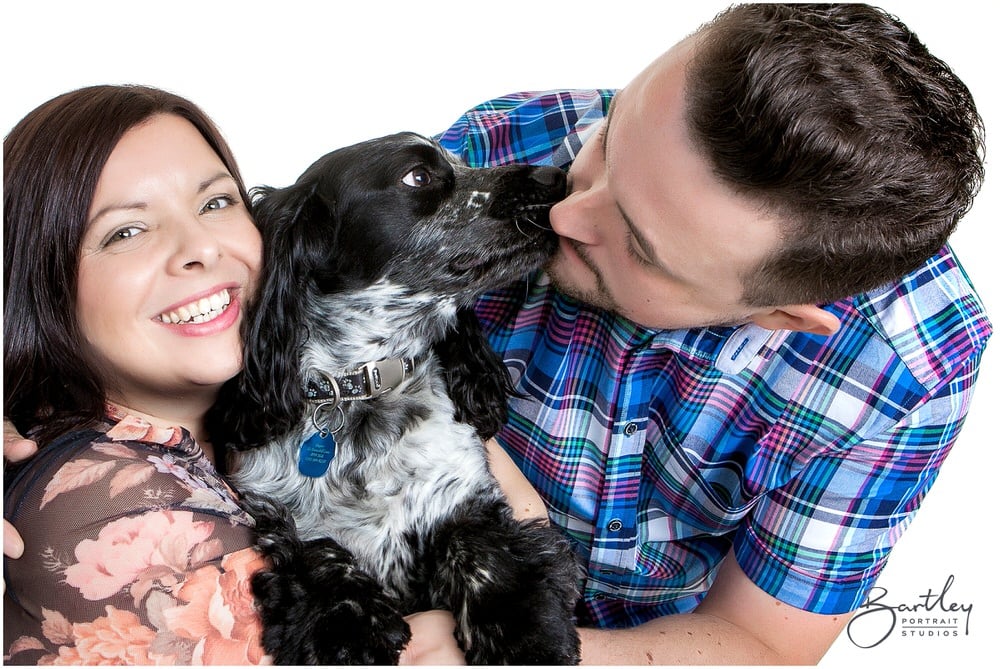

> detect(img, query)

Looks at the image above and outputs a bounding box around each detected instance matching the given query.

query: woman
[3,84,267,665]
[3,85,478,665]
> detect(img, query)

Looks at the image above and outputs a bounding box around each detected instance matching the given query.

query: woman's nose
[169,217,222,273]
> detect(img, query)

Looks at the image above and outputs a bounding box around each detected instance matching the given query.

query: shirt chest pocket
[642,444,762,544]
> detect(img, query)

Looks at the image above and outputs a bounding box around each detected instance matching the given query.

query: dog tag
[298,431,336,477]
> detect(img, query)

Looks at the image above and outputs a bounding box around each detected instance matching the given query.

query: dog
[210,132,582,665]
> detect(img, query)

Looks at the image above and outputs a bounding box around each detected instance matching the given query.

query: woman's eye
[103,225,144,247]
[402,167,432,188]
[202,195,237,213]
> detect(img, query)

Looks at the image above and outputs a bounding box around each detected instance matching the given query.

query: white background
[3,1,996,665]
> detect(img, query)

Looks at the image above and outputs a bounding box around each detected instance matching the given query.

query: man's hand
[4,420,37,464]
[4,419,36,559]
[398,610,465,665]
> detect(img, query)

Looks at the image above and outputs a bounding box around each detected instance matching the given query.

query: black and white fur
[211,133,581,665]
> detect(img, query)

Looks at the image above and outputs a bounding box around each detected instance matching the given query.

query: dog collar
[299,357,417,478]
[305,357,417,406]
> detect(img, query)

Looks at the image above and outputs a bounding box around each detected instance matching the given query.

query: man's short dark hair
[686,3,985,307]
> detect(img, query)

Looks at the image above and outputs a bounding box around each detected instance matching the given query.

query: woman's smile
[75,114,261,406]
[158,286,233,325]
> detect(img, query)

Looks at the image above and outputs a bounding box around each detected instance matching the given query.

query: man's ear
[750,304,841,336]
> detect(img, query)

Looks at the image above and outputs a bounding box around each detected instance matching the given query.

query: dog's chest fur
[231,281,502,605]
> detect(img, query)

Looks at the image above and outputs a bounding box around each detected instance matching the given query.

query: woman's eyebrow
[198,171,236,193]
[88,172,236,226]
[88,200,147,226]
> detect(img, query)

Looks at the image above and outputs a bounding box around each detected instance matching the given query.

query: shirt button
[623,422,638,436]
[607,519,623,532]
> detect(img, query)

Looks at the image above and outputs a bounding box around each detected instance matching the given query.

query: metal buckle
[361,359,405,396]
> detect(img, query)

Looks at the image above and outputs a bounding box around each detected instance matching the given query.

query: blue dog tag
[298,431,336,477]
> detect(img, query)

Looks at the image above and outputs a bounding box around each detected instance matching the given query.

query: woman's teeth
[159,288,231,324]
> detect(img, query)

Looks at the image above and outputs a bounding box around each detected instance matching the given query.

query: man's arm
[485,438,547,521]
[579,549,851,665]
[489,436,849,664]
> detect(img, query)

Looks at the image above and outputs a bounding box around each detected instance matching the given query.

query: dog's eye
[401,167,432,188]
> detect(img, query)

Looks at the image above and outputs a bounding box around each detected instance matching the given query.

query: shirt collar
[538,273,788,374]
[649,324,788,373]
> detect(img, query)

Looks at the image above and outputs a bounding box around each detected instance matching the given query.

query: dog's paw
[432,510,583,664]
[240,495,411,664]
[274,574,411,665]
[435,307,515,440]
[253,536,411,665]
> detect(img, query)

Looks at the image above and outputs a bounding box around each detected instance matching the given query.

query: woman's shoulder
[5,413,250,526]
[4,414,268,665]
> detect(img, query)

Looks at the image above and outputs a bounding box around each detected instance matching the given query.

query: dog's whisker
[514,215,550,235]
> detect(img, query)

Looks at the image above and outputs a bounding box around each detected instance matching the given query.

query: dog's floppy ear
[434,308,518,440]
[209,182,335,451]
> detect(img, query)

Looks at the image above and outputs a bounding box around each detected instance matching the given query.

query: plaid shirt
[436,91,992,627]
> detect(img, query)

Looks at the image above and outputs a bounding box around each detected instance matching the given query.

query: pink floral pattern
[163,549,267,665]
[4,413,270,665]
[64,511,217,601]
[37,607,160,665]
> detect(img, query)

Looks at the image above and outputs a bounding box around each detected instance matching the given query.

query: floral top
[3,411,269,665]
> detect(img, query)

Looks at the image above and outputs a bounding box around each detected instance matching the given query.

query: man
[431,3,989,664]
[5,3,990,665]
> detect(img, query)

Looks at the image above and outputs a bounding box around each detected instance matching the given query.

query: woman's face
[76,114,261,416]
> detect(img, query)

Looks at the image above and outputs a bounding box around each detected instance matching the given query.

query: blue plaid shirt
[436,91,992,628]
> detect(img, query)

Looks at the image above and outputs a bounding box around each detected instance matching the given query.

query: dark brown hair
[686,4,985,306]
[3,85,251,445]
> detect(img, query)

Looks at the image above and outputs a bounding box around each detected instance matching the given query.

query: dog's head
[254,131,564,303]
[211,133,564,449]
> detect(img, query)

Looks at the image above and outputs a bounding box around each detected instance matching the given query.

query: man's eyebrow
[601,95,619,157]
[602,95,670,273]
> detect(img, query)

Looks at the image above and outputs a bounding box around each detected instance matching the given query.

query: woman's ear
[750,304,841,336]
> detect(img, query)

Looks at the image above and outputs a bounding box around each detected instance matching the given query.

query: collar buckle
[361,358,407,396]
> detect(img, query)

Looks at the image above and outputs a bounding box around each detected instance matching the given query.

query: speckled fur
[210,133,581,665]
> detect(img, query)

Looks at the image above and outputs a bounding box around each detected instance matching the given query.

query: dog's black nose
[529,166,567,191]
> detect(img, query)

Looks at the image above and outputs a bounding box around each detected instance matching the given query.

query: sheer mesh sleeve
[4,418,269,665]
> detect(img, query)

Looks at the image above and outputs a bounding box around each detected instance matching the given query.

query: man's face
[545,38,785,330]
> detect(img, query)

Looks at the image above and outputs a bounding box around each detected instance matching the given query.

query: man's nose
[549,181,605,245]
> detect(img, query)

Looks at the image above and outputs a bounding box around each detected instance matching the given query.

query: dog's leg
[241,493,412,665]
[428,500,582,665]
[434,307,516,440]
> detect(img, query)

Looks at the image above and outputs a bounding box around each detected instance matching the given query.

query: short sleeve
[732,349,985,614]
